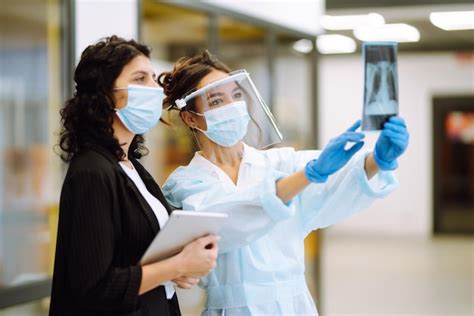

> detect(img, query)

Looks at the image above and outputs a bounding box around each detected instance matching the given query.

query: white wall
[75,0,138,63]
[319,52,474,237]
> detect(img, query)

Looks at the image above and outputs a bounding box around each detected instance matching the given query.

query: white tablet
[140,210,228,265]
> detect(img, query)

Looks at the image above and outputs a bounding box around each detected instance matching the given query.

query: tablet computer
[140,211,228,265]
[362,42,399,130]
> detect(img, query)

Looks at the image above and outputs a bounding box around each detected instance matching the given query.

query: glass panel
[274,33,313,149]
[142,0,209,184]
[218,16,269,105]
[141,2,211,313]
[274,33,320,302]
[0,0,63,293]
[141,3,320,312]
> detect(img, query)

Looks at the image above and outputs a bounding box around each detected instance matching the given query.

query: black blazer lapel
[131,159,173,215]
[88,145,161,234]
[121,172,161,234]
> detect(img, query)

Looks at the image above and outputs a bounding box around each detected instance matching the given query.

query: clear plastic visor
[177,70,282,150]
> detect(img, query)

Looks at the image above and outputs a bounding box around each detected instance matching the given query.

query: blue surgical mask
[195,101,250,147]
[115,85,164,134]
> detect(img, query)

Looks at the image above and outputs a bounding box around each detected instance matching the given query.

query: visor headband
[175,71,248,109]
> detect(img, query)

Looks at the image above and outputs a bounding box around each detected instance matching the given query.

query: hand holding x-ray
[374,116,410,170]
[362,42,399,130]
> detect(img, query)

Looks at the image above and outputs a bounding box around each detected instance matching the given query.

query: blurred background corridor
[0,0,473,315]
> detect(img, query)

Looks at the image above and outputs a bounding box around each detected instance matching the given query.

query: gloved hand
[305,120,365,183]
[373,116,409,170]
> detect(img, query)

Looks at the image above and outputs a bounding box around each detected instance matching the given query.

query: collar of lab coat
[189,143,266,181]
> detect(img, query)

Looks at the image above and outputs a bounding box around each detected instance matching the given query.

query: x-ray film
[362,42,399,130]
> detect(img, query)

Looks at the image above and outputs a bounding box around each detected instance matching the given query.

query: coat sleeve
[290,150,399,236]
[60,169,142,312]
[162,168,294,253]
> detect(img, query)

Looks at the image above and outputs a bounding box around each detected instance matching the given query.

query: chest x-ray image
[362,42,399,130]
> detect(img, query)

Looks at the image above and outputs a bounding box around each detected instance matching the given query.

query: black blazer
[49,146,181,316]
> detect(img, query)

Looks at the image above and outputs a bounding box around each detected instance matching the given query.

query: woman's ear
[180,111,197,129]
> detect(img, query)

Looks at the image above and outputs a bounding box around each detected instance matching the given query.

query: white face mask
[194,101,250,147]
[114,85,164,134]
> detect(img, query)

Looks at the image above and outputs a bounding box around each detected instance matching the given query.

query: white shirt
[119,162,175,299]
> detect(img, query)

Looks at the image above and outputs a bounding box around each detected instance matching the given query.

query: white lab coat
[163,144,398,315]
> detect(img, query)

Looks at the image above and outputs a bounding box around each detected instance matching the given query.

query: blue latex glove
[305,120,365,183]
[373,116,410,170]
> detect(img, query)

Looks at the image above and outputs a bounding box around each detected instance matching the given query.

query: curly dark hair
[157,50,230,112]
[59,35,151,162]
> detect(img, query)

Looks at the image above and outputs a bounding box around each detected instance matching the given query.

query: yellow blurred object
[47,0,61,278]
[304,230,319,259]
[48,203,59,276]
[304,230,321,304]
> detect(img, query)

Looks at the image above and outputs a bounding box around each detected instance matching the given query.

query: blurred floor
[1,233,472,315]
[320,232,474,316]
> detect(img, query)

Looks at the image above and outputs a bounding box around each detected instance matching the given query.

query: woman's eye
[233,92,242,99]
[135,76,145,82]
[210,99,223,107]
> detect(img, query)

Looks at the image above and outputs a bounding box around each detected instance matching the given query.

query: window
[0,0,67,310]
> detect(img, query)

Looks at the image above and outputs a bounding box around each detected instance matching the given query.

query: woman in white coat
[158,51,409,315]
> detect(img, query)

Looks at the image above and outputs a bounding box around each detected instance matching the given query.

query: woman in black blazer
[49,36,219,316]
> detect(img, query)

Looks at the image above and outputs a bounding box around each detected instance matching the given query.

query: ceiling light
[430,11,474,31]
[293,39,314,54]
[320,13,385,30]
[354,23,420,43]
[316,34,356,54]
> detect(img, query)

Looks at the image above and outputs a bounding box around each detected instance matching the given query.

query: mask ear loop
[184,109,206,151]
[191,128,203,151]
[186,110,207,132]
[182,91,210,151]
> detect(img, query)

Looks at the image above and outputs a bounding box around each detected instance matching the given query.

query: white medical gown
[163,144,398,316]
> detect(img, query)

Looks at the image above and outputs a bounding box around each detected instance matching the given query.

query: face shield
[175,70,282,150]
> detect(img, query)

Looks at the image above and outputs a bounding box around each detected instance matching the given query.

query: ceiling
[325,0,474,52]
[144,0,473,53]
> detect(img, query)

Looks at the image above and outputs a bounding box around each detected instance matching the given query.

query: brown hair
[157,50,231,112]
